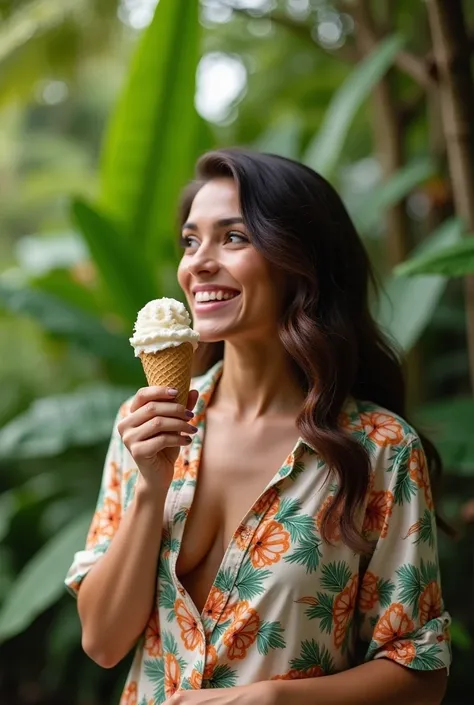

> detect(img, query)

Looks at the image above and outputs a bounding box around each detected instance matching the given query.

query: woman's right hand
[117,386,199,488]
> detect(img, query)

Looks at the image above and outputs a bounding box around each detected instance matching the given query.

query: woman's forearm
[270,660,447,705]
[78,477,166,668]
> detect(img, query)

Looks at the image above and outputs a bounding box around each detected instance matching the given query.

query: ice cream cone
[139,342,194,407]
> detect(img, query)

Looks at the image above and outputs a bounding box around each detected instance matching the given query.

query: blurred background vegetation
[0,0,474,703]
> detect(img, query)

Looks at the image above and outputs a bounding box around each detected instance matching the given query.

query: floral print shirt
[65,360,451,705]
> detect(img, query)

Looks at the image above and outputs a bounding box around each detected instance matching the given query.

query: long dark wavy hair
[179,148,447,552]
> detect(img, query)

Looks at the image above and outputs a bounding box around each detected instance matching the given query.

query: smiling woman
[65,149,451,705]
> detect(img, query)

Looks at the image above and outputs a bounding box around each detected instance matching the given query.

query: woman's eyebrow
[182,216,244,231]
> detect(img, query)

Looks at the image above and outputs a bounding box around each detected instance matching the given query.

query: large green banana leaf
[100,0,206,262]
[304,34,404,179]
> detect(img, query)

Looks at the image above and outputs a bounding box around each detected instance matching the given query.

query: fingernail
[184,436,192,443]
[185,410,194,418]
[167,388,178,396]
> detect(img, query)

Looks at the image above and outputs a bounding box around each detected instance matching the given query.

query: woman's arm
[78,477,165,668]
[269,661,447,705]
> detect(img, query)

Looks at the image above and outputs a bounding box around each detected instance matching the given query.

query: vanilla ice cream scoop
[129,297,200,356]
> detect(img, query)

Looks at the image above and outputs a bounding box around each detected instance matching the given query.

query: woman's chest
[174,420,301,579]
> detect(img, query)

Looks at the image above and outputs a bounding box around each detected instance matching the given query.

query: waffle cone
[139,343,194,407]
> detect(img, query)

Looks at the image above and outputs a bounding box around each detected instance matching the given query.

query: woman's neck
[212,339,305,422]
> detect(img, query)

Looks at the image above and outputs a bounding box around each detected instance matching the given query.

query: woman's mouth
[193,288,241,313]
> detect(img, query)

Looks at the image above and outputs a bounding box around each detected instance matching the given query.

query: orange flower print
[223,601,261,660]
[120,681,137,705]
[85,511,101,549]
[359,572,379,612]
[164,653,181,699]
[189,669,202,689]
[144,610,162,657]
[254,487,281,518]
[235,524,253,550]
[419,580,442,626]
[175,599,204,653]
[333,574,358,648]
[249,520,290,569]
[97,497,121,538]
[384,639,416,666]
[315,496,342,542]
[202,587,227,624]
[373,603,415,644]
[361,412,404,447]
[173,456,197,482]
[204,644,218,679]
[408,448,434,510]
[108,461,121,497]
[272,666,324,681]
[363,490,394,538]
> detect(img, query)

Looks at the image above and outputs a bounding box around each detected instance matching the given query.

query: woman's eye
[179,235,199,249]
[227,231,248,244]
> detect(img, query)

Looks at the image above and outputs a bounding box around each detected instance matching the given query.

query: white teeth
[195,290,238,303]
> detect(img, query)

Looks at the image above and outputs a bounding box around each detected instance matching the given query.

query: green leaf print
[144,659,165,704]
[306,592,334,634]
[204,663,238,689]
[284,534,322,574]
[353,429,377,455]
[180,678,193,690]
[280,513,315,543]
[209,619,231,645]
[235,560,272,600]
[138,698,148,705]
[278,462,293,478]
[287,460,306,481]
[377,577,396,609]
[173,507,189,524]
[393,462,417,505]
[162,630,180,656]
[419,559,438,587]
[257,621,286,655]
[214,568,235,594]
[275,497,302,522]
[171,478,186,491]
[413,510,435,548]
[159,582,176,611]
[411,644,446,670]
[124,473,137,508]
[158,557,173,584]
[396,564,422,617]
[320,561,351,593]
[290,639,335,675]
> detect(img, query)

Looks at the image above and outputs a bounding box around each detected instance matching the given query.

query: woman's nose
[186,250,220,277]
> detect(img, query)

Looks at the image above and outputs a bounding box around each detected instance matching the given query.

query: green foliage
[71,199,157,325]
[0,511,90,643]
[376,218,463,350]
[0,385,133,460]
[100,0,206,261]
[395,236,474,278]
[0,1,473,703]
[304,34,404,177]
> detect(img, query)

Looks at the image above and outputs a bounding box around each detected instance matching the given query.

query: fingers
[129,386,180,413]
[186,389,199,411]
[122,401,193,433]
[130,434,192,462]
[123,416,197,447]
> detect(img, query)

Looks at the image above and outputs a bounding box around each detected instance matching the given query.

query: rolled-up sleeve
[65,407,125,597]
[357,433,451,673]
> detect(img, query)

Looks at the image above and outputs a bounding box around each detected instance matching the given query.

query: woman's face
[177,178,281,344]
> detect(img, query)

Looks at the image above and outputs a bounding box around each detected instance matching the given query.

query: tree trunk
[426,0,474,391]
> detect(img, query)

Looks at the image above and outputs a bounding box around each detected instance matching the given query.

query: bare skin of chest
[175,412,300,614]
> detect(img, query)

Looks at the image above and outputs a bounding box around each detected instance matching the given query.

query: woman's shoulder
[343,397,421,457]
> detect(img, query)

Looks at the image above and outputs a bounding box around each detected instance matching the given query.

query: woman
[66,149,451,705]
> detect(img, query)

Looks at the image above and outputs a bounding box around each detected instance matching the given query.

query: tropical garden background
[1,1,474,703]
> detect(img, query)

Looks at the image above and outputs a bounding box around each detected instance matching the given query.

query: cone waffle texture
[140,343,194,407]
